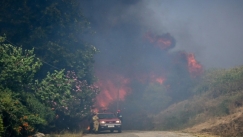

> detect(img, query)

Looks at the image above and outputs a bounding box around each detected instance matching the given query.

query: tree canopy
[0,0,97,82]
[0,0,99,136]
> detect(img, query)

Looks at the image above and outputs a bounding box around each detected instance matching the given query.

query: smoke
[80,0,243,109]
[81,0,243,68]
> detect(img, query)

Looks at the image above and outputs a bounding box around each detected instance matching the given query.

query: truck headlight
[116,120,121,123]
[100,121,105,124]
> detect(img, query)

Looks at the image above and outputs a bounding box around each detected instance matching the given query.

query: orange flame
[145,32,175,50]
[95,74,130,109]
[150,73,166,85]
[186,53,203,76]
[155,78,165,84]
[134,72,166,85]
[95,71,166,109]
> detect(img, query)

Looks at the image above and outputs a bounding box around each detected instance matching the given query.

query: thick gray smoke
[80,0,243,129]
[81,0,243,70]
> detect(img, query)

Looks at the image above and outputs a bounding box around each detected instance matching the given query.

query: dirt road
[83,131,196,137]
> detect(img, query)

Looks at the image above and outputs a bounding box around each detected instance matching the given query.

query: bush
[0,41,99,135]
[194,66,243,96]
[0,88,48,136]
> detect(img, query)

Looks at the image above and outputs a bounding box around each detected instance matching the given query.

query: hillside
[186,106,243,136]
[153,66,243,137]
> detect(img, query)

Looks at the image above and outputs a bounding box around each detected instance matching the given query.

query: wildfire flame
[95,74,130,109]
[186,53,203,76]
[95,71,166,108]
[134,72,166,85]
[155,78,165,84]
[149,73,165,85]
[94,32,203,109]
[145,32,175,50]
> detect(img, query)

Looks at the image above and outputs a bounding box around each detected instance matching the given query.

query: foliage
[0,42,98,135]
[0,0,99,134]
[64,71,99,118]
[20,92,55,127]
[34,70,99,131]
[0,43,50,136]
[0,0,98,82]
[0,43,42,91]
[194,66,243,96]
[0,88,47,136]
[34,70,72,110]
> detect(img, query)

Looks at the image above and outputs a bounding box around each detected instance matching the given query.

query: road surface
[83,130,196,137]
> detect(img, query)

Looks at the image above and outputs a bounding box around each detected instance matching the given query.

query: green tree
[33,70,99,131]
[0,0,100,133]
[0,40,52,136]
[0,41,42,92]
[0,40,99,135]
[0,88,50,136]
[0,0,97,82]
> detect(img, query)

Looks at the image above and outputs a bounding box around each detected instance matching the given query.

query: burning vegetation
[186,53,203,77]
[95,73,130,109]
[94,32,203,111]
[145,32,176,50]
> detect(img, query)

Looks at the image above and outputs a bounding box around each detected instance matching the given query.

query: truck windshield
[98,113,116,119]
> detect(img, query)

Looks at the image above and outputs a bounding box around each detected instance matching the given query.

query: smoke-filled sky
[80,0,243,109]
[81,0,243,69]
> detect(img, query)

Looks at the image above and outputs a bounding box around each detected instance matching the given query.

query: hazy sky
[81,0,243,69]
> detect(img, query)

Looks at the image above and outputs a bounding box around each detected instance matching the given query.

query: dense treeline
[0,1,98,136]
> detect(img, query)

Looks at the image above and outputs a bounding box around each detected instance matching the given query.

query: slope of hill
[153,66,243,137]
[185,106,243,136]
